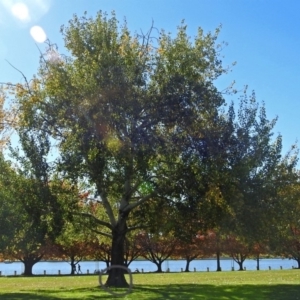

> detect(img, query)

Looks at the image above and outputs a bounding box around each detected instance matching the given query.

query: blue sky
[1,0,300,156]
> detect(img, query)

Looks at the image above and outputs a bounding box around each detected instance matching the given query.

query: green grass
[0,270,299,299]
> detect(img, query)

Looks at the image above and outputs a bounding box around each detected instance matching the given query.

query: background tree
[136,198,179,272]
[0,87,19,252]
[55,220,94,275]
[124,231,142,268]
[203,229,226,271]
[213,94,298,270]
[0,155,22,253]
[137,230,177,273]
[90,238,112,270]
[173,232,206,272]
[75,193,113,269]
[92,237,111,268]
[223,235,250,271]
[273,171,300,268]
[0,87,18,149]
[4,129,76,275]
[170,184,225,272]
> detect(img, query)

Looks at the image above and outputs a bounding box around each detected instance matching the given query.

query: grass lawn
[0,270,299,299]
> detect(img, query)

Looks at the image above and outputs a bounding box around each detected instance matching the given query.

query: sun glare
[30,25,47,43]
[11,2,30,22]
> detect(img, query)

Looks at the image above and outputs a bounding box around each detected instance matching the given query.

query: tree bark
[216,250,221,271]
[185,258,191,272]
[216,232,222,271]
[70,256,76,275]
[22,254,43,276]
[23,259,35,276]
[234,253,247,271]
[105,217,128,287]
[237,261,244,271]
[105,260,110,269]
[154,260,163,273]
[296,258,300,269]
[233,253,246,271]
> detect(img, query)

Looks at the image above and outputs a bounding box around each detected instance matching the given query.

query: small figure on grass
[77,264,82,274]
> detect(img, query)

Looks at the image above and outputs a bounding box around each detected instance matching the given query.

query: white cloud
[30,25,46,43]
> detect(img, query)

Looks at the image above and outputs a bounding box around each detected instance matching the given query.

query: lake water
[0,258,297,276]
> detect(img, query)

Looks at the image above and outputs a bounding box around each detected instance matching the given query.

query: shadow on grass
[0,284,300,299]
[134,284,300,300]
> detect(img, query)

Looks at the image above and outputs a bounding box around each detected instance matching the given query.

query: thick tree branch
[75,212,113,230]
[90,228,112,239]
[99,192,116,227]
[125,191,158,212]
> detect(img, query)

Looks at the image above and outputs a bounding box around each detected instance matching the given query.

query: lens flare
[11,2,30,22]
[30,25,47,43]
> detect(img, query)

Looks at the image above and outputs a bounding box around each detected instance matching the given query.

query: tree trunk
[237,261,244,271]
[185,258,191,272]
[105,218,128,287]
[216,250,221,271]
[154,260,163,273]
[22,254,43,276]
[296,258,300,269]
[256,254,260,270]
[23,259,35,276]
[232,253,246,271]
[105,260,110,269]
[70,256,76,275]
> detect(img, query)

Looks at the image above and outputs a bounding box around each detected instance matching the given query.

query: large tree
[5,10,296,286]
[9,12,233,286]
